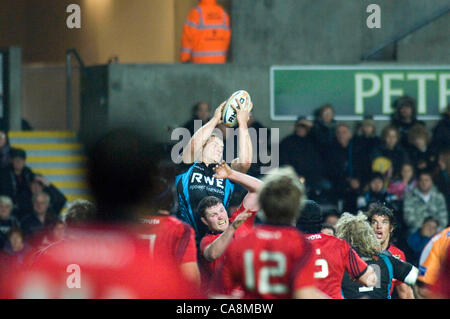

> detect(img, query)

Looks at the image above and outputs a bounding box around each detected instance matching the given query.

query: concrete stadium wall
[231,0,450,65]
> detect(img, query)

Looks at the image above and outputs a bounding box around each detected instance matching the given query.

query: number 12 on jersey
[244,250,288,295]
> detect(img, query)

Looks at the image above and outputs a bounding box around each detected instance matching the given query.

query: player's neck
[381,240,390,251]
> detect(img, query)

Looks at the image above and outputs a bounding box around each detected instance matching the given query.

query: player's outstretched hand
[231,98,250,127]
[213,160,232,179]
[213,101,226,123]
[231,209,252,230]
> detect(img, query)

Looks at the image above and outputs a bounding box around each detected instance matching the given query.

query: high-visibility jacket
[180,0,231,64]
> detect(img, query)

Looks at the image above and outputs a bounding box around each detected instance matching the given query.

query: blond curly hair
[336,212,381,258]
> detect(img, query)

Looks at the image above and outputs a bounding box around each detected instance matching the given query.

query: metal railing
[66,49,85,131]
[363,6,450,61]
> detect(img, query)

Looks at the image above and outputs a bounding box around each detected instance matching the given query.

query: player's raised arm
[181,101,226,163]
[213,161,262,193]
[230,98,253,173]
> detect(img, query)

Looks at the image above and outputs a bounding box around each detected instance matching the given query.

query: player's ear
[200,216,208,226]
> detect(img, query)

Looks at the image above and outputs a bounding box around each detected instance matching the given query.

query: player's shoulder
[388,244,406,260]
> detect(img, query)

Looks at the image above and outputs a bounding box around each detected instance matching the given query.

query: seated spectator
[38,220,66,250]
[390,96,425,150]
[323,210,340,227]
[320,223,336,236]
[182,101,211,136]
[371,125,409,177]
[353,115,380,185]
[311,104,337,156]
[407,217,439,266]
[0,196,20,249]
[387,162,417,200]
[0,148,34,219]
[433,149,450,218]
[19,192,56,244]
[403,171,448,235]
[0,228,31,276]
[406,123,436,172]
[0,131,11,169]
[28,174,67,217]
[280,116,330,194]
[430,104,450,154]
[326,123,366,211]
[246,112,272,178]
[356,172,399,211]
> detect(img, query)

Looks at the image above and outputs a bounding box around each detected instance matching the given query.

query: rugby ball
[222,90,252,127]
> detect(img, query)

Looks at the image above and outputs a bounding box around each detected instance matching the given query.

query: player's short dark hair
[64,199,97,227]
[150,177,174,212]
[321,223,336,236]
[197,196,222,219]
[297,200,323,234]
[85,127,160,222]
[417,169,433,180]
[365,202,395,227]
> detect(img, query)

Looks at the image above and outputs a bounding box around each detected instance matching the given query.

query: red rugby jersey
[387,244,407,294]
[200,203,257,279]
[214,225,316,299]
[305,233,368,299]
[139,214,197,264]
[0,226,201,299]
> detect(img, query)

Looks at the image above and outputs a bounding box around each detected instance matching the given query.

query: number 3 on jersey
[314,249,329,278]
[244,250,287,294]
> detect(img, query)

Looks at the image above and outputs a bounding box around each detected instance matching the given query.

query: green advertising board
[270,65,450,121]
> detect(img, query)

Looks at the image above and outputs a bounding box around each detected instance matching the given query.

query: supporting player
[138,177,200,286]
[297,200,377,299]
[0,128,202,299]
[197,161,262,289]
[338,212,418,299]
[213,166,328,299]
[366,202,414,298]
[414,226,450,298]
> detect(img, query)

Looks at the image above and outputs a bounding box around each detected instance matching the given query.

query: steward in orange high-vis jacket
[180,0,231,64]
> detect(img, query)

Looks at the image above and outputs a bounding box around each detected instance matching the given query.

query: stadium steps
[9,131,92,206]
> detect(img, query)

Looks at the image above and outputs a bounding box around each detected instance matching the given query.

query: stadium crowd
[0,95,448,299]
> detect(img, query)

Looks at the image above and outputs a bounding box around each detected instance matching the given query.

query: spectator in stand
[356,172,399,212]
[433,149,450,217]
[0,196,20,249]
[180,0,231,64]
[0,148,34,219]
[311,104,337,156]
[38,220,66,250]
[27,174,67,217]
[403,170,448,235]
[387,162,417,200]
[0,131,11,169]
[19,192,56,244]
[0,228,31,277]
[323,210,340,227]
[430,104,450,154]
[280,116,330,194]
[353,115,380,184]
[327,123,366,212]
[407,217,439,266]
[406,123,436,172]
[371,125,409,177]
[390,96,425,150]
[246,112,272,178]
[182,102,211,136]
